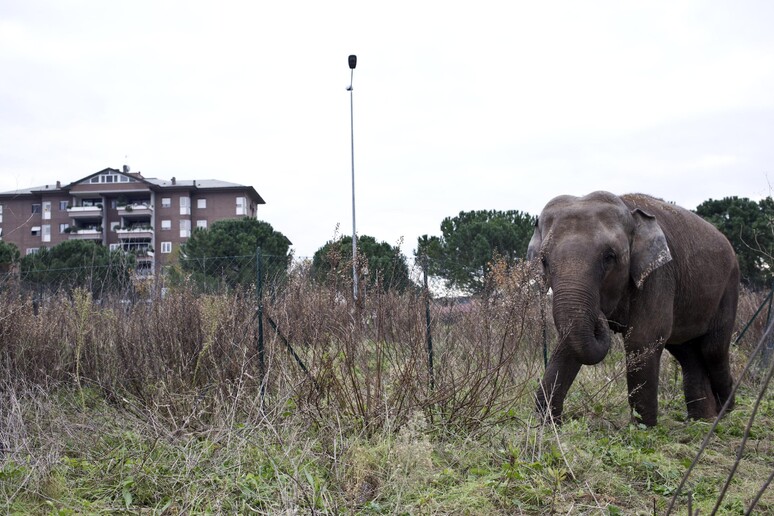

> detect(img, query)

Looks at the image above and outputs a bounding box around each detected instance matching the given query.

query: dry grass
[0,263,772,513]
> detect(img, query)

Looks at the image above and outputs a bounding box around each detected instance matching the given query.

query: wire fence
[0,250,550,423]
[0,250,772,512]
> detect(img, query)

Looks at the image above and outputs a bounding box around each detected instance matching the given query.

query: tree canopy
[178,217,292,289]
[0,241,20,273]
[416,210,536,294]
[695,196,774,288]
[20,240,135,296]
[312,235,411,292]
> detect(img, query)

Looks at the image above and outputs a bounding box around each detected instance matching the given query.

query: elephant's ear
[630,208,672,288]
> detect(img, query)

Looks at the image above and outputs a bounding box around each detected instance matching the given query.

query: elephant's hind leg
[698,341,735,415]
[698,279,738,413]
[666,340,718,420]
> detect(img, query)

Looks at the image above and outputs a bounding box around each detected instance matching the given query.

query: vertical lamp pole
[347,54,358,301]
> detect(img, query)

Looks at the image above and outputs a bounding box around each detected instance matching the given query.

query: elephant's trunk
[551,282,611,366]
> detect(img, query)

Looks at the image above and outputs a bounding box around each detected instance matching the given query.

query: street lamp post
[347,54,358,301]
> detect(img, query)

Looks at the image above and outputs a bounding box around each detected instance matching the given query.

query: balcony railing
[67,228,102,240]
[67,206,102,219]
[116,227,154,240]
[117,203,153,218]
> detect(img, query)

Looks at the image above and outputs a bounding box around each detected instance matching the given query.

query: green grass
[1,379,771,514]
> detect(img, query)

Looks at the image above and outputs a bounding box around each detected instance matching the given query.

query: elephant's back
[622,193,739,342]
[620,193,736,264]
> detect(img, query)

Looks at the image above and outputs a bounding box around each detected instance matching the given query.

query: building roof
[0,184,60,195]
[145,178,250,189]
[0,168,265,204]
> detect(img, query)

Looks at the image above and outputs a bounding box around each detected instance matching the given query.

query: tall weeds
[0,260,771,513]
[0,258,546,435]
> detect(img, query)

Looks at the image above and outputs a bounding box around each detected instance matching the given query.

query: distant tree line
[695,196,773,289]
[0,240,135,297]
[0,195,770,294]
[416,210,536,294]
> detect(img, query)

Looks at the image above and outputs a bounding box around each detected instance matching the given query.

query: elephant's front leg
[625,341,665,426]
[536,347,582,424]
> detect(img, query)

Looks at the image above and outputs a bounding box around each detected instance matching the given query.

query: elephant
[527,191,739,426]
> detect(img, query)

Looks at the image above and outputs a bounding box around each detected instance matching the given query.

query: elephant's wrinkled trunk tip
[553,283,612,365]
[580,313,611,365]
[558,311,611,366]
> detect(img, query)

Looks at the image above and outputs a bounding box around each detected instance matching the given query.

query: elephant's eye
[541,255,549,271]
[602,250,617,268]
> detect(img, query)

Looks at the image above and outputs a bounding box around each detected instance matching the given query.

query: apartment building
[0,167,265,275]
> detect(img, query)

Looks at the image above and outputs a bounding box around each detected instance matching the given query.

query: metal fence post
[256,247,265,397]
[423,255,434,390]
[761,287,774,368]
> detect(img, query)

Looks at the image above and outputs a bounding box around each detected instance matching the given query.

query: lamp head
[348,55,357,70]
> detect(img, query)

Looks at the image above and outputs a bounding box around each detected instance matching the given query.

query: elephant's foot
[716,392,735,414]
[629,405,658,427]
[535,389,564,426]
[685,395,720,421]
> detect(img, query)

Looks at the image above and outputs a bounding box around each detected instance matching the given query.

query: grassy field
[0,266,772,514]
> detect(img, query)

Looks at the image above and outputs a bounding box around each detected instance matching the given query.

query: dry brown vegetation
[0,262,771,513]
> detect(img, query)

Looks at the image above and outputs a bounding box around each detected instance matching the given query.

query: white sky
[2,1,773,260]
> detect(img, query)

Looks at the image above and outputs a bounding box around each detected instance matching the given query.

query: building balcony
[117,203,153,218]
[127,248,154,261]
[67,228,103,240]
[67,205,103,220]
[116,227,154,240]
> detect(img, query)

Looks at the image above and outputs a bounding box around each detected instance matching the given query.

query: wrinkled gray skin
[528,191,739,426]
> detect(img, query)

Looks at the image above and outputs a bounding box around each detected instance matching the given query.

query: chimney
[171,177,176,185]
[56,180,61,189]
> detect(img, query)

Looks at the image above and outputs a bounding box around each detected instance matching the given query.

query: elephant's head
[528,191,673,421]
[528,191,672,367]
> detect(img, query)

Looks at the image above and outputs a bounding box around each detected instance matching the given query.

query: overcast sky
[2,1,773,259]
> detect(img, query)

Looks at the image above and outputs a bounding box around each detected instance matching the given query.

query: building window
[59,200,69,211]
[236,196,247,215]
[26,248,39,255]
[161,197,171,208]
[32,203,41,214]
[109,243,121,251]
[180,196,191,215]
[42,225,51,243]
[87,171,135,184]
[161,220,171,230]
[180,219,191,238]
[196,220,207,229]
[110,222,120,232]
[0,204,3,223]
[31,226,41,236]
[161,242,172,254]
[197,198,207,209]
[59,223,70,234]
[42,202,51,220]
